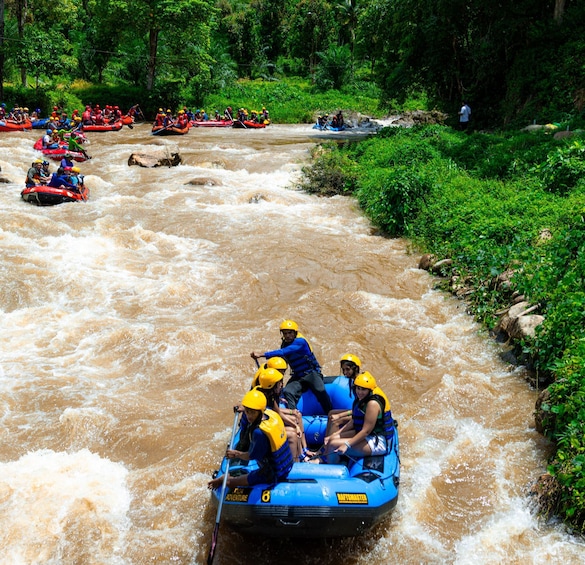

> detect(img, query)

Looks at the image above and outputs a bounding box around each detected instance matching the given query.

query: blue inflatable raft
[209,376,400,538]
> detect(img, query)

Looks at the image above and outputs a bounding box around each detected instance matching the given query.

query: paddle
[207,406,240,565]
[152,123,174,135]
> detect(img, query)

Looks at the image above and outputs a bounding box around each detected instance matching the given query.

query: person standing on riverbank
[458,101,471,131]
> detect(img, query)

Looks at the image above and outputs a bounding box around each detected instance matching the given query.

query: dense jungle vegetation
[0,0,584,126]
[2,0,585,533]
[299,125,585,532]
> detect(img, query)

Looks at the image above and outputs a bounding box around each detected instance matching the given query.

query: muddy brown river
[0,123,583,564]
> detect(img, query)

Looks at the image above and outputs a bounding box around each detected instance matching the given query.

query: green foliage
[297,143,359,196]
[534,141,585,195]
[298,124,585,528]
[202,78,381,123]
[314,45,352,91]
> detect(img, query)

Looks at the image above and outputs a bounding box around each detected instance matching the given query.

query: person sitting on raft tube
[207,388,294,490]
[325,353,362,436]
[176,110,189,129]
[25,159,43,187]
[251,319,332,414]
[42,129,60,149]
[322,371,394,464]
[256,365,311,462]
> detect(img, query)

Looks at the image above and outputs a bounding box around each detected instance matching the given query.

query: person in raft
[207,388,294,490]
[256,366,312,462]
[325,353,362,436]
[251,319,332,414]
[322,371,394,464]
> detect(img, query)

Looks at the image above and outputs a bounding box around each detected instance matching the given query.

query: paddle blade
[207,522,220,565]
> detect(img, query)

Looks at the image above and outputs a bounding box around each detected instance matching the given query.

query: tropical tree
[112,0,217,90]
[0,0,5,99]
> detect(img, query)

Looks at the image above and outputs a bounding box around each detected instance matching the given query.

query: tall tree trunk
[0,0,5,101]
[16,0,27,86]
[147,28,158,91]
[554,0,566,22]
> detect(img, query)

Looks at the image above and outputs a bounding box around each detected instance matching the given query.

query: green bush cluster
[300,125,585,530]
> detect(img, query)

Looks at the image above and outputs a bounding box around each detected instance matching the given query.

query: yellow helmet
[354,371,377,391]
[258,367,284,390]
[340,353,361,369]
[266,357,287,371]
[242,388,267,411]
[280,320,298,332]
[250,366,265,388]
[72,167,81,173]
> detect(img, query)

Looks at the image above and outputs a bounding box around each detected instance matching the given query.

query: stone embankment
[418,253,544,365]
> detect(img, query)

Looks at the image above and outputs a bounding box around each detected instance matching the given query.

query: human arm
[335,399,380,455]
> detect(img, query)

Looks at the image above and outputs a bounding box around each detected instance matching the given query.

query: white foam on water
[0,449,130,565]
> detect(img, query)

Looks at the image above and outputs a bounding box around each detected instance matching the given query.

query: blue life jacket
[352,389,394,444]
[266,334,321,380]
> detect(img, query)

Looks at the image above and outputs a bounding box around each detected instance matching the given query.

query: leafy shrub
[535,140,585,194]
[297,143,358,196]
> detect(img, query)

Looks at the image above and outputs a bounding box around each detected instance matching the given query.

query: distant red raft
[21,184,89,206]
[33,138,88,162]
[82,120,123,132]
[81,114,134,132]
[151,124,190,135]
[0,119,32,132]
[232,120,266,129]
[190,119,233,128]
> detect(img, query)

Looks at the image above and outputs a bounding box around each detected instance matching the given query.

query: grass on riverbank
[298,124,585,531]
[202,78,385,124]
[2,77,404,123]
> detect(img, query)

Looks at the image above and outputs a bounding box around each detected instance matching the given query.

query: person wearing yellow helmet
[25,160,43,187]
[154,108,165,128]
[256,366,311,462]
[251,320,332,414]
[322,371,394,464]
[176,109,189,130]
[260,106,270,124]
[207,388,294,490]
[326,354,363,435]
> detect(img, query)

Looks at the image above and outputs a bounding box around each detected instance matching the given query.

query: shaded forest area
[0,0,584,126]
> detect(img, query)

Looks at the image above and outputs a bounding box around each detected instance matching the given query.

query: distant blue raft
[209,376,400,538]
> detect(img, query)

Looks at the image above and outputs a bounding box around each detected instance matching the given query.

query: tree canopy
[0,0,583,126]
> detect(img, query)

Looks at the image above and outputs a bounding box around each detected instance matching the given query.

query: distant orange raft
[0,119,32,132]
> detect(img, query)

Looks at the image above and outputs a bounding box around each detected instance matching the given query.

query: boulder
[418,253,436,270]
[553,130,575,140]
[430,258,453,275]
[128,149,182,168]
[185,177,222,186]
[509,314,544,340]
[521,124,546,132]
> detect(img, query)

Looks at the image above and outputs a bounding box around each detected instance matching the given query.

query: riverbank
[298,123,585,532]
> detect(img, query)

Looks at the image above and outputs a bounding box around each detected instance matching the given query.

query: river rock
[185,177,222,186]
[553,130,575,140]
[521,124,546,132]
[430,258,453,275]
[510,314,544,340]
[128,150,182,168]
[497,301,543,340]
[418,253,436,270]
